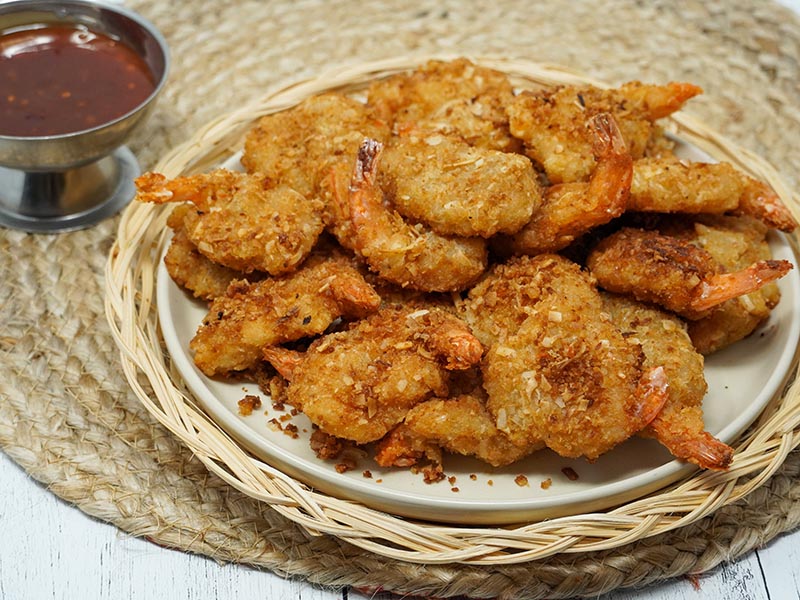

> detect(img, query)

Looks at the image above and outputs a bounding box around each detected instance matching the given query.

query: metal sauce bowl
[0,0,169,232]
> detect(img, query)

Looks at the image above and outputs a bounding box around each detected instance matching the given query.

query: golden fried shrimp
[189,253,381,377]
[162,204,244,301]
[375,390,541,469]
[629,157,743,214]
[734,177,798,232]
[343,138,488,292]
[241,93,390,198]
[501,113,632,255]
[629,157,797,232]
[618,81,704,120]
[262,305,484,444]
[164,227,243,301]
[136,170,324,275]
[367,58,520,152]
[458,254,576,347]
[602,293,733,470]
[653,215,786,354]
[507,81,701,183]
[480,255,668,460]
[377,129,541,237]
[587,227,792,320]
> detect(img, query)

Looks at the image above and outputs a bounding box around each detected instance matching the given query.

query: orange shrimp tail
[632,366,669,428]
[586,112,633,214]
[737,179,798,233]
[374,428,423,468]
[587,112,629,158]
[134,172,172,204]
[651,425,734,470]
[352,138,384,188]
[623,81,703,120]
[691,259,793,313]
[328,275,382,317]
[430,329,484,371]
[262,346,304,382]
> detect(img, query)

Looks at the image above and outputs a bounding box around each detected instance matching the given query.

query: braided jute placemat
[2,0,800,597]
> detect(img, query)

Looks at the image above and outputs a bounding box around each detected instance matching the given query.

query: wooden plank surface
[2,450,799,600]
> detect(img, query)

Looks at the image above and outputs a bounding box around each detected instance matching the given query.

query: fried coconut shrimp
[507,80,701,183]
[342,138,488,292]
[262,305,484,444]
[476,255,668,460]
[629,157,798,232]
[190,253,381,377]
[375,389,541,471]
[458,254,573,347]
[657,215,786,354]
[587,227,792,320]
[136,170,324,275]
[378,129,542,237]
[602,292,733,470]
[163,205,242,300]
[367,58,520,152]
[242,93,390,199]
[501,112,632,255]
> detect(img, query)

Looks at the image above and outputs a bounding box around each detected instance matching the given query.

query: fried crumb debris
[540,478,552,490]
[447,475,457,486]
[469,473,477,481]
[310,428,345,460]
[514,474,529,487]
[284,423,299,439]
[487,479,494,486]
[451,487,460,493]
[237,394,262,416]
[423,463,445,484]
[561,467,579,481]
[363,470,373,479]
[335,457,357,473]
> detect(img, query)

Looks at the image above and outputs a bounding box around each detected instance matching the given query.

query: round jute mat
[2,1,800,598]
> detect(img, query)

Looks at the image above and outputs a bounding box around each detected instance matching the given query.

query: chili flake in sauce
[0,24,155,137]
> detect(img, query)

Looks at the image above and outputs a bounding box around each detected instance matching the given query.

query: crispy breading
[242,93,389,199]
[587,227,791,320]
[190,252,381,376]
[137,169,324,275]
[379,130,541,237]
[661,215,785,353]
[479,255,667,460]
[263,305,484,444]
[630,157,797,231]
[375,389,541,469]
[164,227,242,301]
[367,58,520,152]
[507,81,701,183]
[340,139,488,292]
[602,292,732,470]
[502,113,632,255]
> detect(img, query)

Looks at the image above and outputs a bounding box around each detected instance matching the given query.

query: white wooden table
[1,449,799,600]
[3,0,800,596]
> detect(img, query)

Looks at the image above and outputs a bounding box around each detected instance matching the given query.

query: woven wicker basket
[105,56,800,565]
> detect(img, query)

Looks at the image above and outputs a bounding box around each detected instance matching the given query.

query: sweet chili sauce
[0,24,156,137]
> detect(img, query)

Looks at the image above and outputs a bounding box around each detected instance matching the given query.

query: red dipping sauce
[0,24,156,137]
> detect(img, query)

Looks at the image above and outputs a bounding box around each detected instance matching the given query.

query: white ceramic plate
[157,142,800,525]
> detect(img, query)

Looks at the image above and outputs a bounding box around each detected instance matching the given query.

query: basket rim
[105,54,800,565]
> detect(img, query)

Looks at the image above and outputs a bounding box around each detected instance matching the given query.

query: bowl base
[0,146,139,233]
